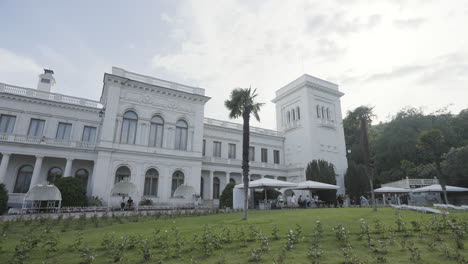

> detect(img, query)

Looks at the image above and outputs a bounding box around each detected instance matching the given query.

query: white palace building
[0,67,347,208]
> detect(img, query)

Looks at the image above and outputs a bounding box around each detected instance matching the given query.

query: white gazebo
[233,178,297,209]
[411,184,468,193]
[22,184,62,212]
[292,180,340,191]
[374,186,410,205]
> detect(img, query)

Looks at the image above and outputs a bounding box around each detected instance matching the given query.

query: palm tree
[418,129,449,204]
[345,106,377,211]
[225,87,263,220]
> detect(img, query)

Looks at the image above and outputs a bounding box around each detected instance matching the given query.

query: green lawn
[1,208,467,263]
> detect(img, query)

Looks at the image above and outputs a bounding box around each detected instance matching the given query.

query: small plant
[139,239,151,261]
[139,198,153,206]
[333,224,348,243]
[411,221,421,232]
[342,244,364,264]
[314,220,324,238]
[221,226,233,243]
[407,241,421,262]
[76,213,87,230]
[283,228,299,251]
[271,225,280,240]
[448,221,465,249]
[308,243,323,264]
[91,214,99,228]
[394,212,406,232]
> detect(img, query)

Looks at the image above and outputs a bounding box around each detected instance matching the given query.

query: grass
[0,208,467,263]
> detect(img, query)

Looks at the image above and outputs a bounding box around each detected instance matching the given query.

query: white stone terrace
[0,82,102,109]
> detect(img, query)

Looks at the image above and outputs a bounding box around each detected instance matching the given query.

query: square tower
[272,74,348,194]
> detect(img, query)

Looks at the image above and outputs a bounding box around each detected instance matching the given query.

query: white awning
[291,180,339,190]
[25,184,62,201]
[235,178,297,189]
[411,184,468,193]
[173,185,196,198]
[111,181,138,196]
[374,186,410,193]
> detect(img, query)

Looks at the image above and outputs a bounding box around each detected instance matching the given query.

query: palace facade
[0,67,347,207]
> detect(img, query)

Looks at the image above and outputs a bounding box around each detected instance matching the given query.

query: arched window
[296,107,300,120]
[144,168,159,196]
[75,169,89,188]
[326,108,330,120]
[121,111,138,144]
[292,109,296,121]
[171,170,184,196]
[321,106,325,119]
[14,165,33,193]
[316,105,321,118]
[149,115,164,147]
[287,111,291,123]
[200,177,204,199]
[175,120,188,150]
[115,166,131,183]
[213,177,220,199]
[47,167,63,184]
[229,178,236,184]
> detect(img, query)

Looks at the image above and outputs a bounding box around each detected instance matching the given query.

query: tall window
[261,148,268,163]
[274,150,280,164]
[321,106,325,119]
[202,140,206,156]
[213,177,220,199]
[296,107,301,120]
[249,146,255,161]
[316,105,321,118]
[326,108,330,120]
[292,109,296,121]
[14,165,33,193]
[149,115,164,147]
[144,169,159,196]
[171,170,184,196]
[228,143,236,159]
[0,114,16,133]
[47,167,63,184]
[175,120,188,150]
[287,111,291,123]
[56,122,72,140]
[200,177,204,198]
[115,166,131,183]
[75,169,89,188]
[82,126,96,142]
[213,141,221,157]
[28,119,45,137]
[121,111,138,144]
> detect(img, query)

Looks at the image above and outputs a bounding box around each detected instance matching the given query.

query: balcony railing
[202,156,287,169]
[0,133,96,150]
[318,119,337,129]
[204,118,284,137]
[0,83,102,108]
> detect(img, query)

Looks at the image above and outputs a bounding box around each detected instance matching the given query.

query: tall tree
[345,106,377,211]
[418,129,449,204]
[225,87,263,220]
[305,160,337,205]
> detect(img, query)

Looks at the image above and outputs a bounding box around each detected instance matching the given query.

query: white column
[225,173,230,188]
[0,153,11,183]
[209,170,214,199]
[29,156,44,190]
[64,158,74,177]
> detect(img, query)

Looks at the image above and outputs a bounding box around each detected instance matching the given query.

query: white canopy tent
[233,178,297,209]
[22,184,62,211]
[411,184,468,193]
[374,186,410,205]
[109,181,139,208]
[291,180,339,190]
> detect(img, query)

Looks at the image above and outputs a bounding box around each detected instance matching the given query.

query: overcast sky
[1,0,467,129]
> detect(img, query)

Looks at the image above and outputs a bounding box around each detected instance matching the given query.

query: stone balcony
[0,133,96,150]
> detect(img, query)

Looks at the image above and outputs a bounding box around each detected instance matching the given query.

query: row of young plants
[0,212,467,263]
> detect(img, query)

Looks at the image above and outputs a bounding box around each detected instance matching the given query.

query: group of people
[276,193,321,208]
[120,196,134,210]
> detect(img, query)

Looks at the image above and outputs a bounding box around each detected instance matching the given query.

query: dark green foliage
[220,182,235,208]
[443,145,468,187]
[344,162,369,201]
[0,183,8,214]
[306,160,337,204]
[54,177,87,207]
[139,198,153,206]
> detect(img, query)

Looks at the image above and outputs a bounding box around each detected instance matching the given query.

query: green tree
[0,183,8,214]
[219,182,235,208]
[344,161,369,201]
[418,129,449,204]
[344,106,377,211]
[225,87,264,220]
[54,177,87,207]
[305,160,337,204]
[443,145,468,188]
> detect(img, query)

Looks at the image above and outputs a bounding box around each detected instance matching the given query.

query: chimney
[37,69,56,92]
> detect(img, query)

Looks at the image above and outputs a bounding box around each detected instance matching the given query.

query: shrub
[0,183,8,214]
[139,198,153,206]
[54,177,87,207]
[87,196,103,207]
[219,183,235,208]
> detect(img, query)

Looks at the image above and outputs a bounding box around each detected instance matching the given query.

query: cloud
[366,65,426,82]
[393,18,426,29]
[0,48,42,87]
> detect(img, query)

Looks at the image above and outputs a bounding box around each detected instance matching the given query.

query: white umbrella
[234,178,297,189]
[292,180,339,190]
[110,181,138,196]
[411,184,468,193]
[374,187,410,193]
